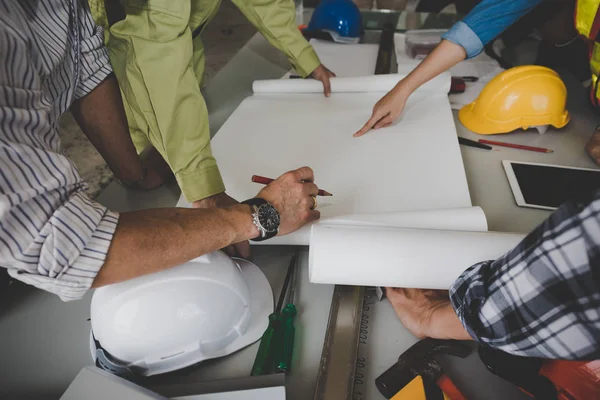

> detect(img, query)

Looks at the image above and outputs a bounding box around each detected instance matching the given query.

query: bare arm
[70,74,155,186]
[355,40,467,137]
[93,167,320,287]
[92,205,258,287]
[395,40,467,98]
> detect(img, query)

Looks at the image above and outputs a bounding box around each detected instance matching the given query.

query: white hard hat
[89,251,272,377]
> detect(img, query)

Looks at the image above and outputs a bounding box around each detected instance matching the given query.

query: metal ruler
[313,285,365,400]
[352,288,380,400]
[312,286,380,400]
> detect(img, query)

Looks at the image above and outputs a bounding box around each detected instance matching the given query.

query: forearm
[92,204,258,287]
[427,303,472,341]
[395,40,467,96]
[71,74,144,183]
[395,0,544,98]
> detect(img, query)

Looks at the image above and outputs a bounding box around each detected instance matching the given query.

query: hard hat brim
[223,258,273,357]
[459,105,570,135]
[458,105,511,135]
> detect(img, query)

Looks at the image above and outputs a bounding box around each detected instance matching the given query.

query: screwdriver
[274,251,299,373]
[250,253,297,376]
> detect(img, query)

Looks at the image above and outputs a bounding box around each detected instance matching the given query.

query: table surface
[1,11,598,400]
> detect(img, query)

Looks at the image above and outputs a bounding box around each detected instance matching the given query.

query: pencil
[478,139,553,153]
[252,175,333,196]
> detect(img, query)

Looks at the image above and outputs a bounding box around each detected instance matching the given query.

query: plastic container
[405,29,446,59]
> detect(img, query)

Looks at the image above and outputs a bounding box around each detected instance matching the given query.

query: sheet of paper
[177,72,470,245]
[308,39,379,77]
[447,66,505,109]
[450,60,500,78]
[309,225,524,288]
[394,32,500,76]
[172,386,285,400]
[178,92,470,244]
[252,73,451,95]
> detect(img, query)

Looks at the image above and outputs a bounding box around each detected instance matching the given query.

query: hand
[310,64,336,97]
[256,166,321,236]
[193,192,251,259]
[354,86,408,137]
[586,128,600,166]
[136,147,174,190]
[117,165,165,191]
[117,147,174,190]
[385,288,471,340]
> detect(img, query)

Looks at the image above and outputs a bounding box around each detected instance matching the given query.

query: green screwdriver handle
[275,303,297,373]
[250,313,281,376]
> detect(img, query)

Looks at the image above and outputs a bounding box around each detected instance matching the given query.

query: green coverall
[88,0,321,202]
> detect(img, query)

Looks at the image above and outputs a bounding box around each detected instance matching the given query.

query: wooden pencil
[251,175,333,196]
[478,139,553,153]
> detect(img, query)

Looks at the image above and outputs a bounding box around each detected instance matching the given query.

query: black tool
[375,23,395,75]
[457,76,479,82]
[458,136,492,150]
[375,338,471,399]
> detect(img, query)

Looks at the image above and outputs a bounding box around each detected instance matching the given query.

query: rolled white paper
[309,224,525,289]
[252,73,451,95]
[324,206,488,232]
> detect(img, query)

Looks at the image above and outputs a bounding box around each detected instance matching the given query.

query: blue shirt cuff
[442,21,484,59]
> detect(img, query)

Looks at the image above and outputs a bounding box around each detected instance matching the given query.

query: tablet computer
[502,160,600,210]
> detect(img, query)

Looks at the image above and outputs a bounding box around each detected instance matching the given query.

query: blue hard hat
[307,0,362,44]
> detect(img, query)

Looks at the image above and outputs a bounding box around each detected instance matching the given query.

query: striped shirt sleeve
[75,0,112,99]
[0,3,118,301]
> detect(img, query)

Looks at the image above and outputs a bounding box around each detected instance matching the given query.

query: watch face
[258,204,280,232]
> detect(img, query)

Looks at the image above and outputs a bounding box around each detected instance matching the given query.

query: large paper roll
[309,224,524,289]
[252,73,451,95]
[324,206,488,231]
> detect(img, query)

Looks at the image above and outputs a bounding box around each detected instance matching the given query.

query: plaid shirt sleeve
[450,189,600,360]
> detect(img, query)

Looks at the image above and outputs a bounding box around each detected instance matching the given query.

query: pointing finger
[322,75,332,97]
[354,111,387,137]
[374,115,393,130]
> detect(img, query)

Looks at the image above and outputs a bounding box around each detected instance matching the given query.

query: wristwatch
[241,198,281,241]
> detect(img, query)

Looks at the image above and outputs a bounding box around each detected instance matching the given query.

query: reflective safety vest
[575,0,600,105]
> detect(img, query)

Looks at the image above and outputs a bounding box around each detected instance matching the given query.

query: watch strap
[241,198,279,241]
[241,198,268,208]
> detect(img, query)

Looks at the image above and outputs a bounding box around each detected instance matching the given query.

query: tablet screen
[511,163,600,208]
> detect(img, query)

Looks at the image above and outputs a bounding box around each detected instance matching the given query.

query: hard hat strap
[92,332,135,378]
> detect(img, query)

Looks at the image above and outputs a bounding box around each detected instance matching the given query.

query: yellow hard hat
[458,66,570,135]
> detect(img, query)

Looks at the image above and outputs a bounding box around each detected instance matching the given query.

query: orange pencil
[252,175,333,196]
[478,139,553,153]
